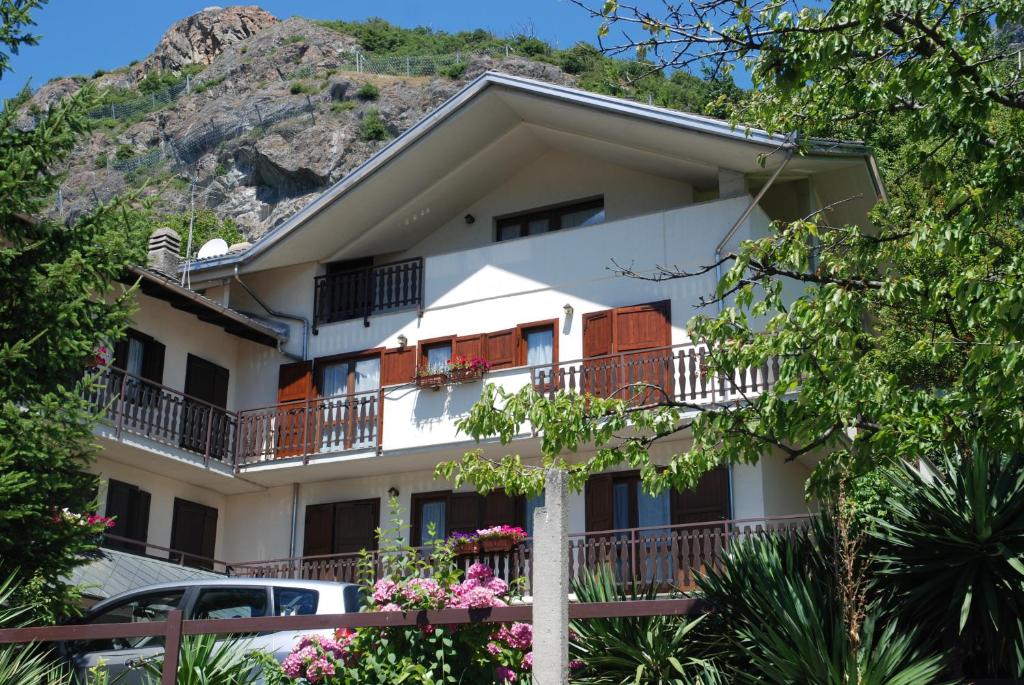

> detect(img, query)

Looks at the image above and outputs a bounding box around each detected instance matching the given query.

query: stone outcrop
[134,6,278,77]
[31,9,581,241]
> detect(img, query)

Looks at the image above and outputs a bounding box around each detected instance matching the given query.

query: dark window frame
[494,196,605,242]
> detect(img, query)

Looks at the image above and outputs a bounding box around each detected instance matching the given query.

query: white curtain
[525,329,553,367]
[419,501,446,545]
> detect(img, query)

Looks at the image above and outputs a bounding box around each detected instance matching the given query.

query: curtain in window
[419,500,446,546]
[638,489,671,583]
[426,344,452,372]
[525,329,553,366]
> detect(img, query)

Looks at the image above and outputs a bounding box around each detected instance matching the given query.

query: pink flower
[372,578,398,604]
[484,577,509,595]
[454,585,507,609]
[569,659,586,672]
[420,623,435,635]
[496,665,517,683]
[486,641,502,656]
[380,602,402,612]
[305,655,336,683]
[521,651,534,670]
[497,623,532,650]
[402,577,445,605]
[466,562,494,581]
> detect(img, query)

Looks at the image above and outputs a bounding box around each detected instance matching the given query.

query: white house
[86,72,882,585]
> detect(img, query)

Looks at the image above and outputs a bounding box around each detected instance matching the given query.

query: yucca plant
[0,574,71,685]
[569,564,723,684]
[870,445,1024,679]
[697,516,947,684]
[133,633,261,685]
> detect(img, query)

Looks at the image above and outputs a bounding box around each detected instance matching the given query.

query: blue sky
[0,1,615,99]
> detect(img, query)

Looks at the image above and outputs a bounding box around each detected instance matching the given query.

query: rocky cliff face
[32,6,577,242]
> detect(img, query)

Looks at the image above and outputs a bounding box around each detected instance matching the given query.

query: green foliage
[92,153,107,169]
[214,162,227,176]
[113,142,134,161]
[331,100,356,113]
[870,445,1024,678]
[283,34,305,45]
[191,76,224,95]
[359,107,389,141]
[133,633,260,684]
[289,80,316,95]
[355,82,379,100]
[0,0,44,76]
[137,63,203,94]
[0,2,148,620]
[439,62,466,80]
[0,574,71,684]
[2,79,31,112]
[698,516,946,684]
[570,565,722,683]
[157,209,243,257]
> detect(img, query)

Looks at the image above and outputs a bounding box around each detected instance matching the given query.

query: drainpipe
[288,482,300,558]
[713,142,796,516]
[714,144,796,313]
[233,265,309,360]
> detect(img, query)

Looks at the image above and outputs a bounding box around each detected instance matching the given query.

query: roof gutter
[233,265,309,361]
[715,144,796,312]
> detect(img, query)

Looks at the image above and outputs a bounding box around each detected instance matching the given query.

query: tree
[0,0,147,620]
[439,0,1024,506]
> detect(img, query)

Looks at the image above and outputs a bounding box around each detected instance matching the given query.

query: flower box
[447,366,485,384]
[453,541,480,555]
[415,372,447,390]
[481,538,516,553]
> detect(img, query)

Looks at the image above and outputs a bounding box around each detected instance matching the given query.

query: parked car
[62,578,361,684]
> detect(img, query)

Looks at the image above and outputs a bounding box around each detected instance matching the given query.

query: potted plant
[415,365,447,390]
[447,355,490,384]
[476,525,527,553]
[448,531,479,555]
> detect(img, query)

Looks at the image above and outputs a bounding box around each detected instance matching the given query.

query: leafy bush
[93,154,107,169]
[91,68,105,79]
[0,575,71,684]
[284,34,305,44]
[160,209,243,257]
[355,82,379,100]
[439,62,467,80]
[289,81,316,95]
[113,143,135,162]
[358,108,389,141]
[331,100,356,113]
[871,446,1024,679]
[132,633,259,684]
[570,565,722,683]
[697,516,946,684]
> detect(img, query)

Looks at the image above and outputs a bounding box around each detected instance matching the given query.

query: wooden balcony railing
[531,343,781,406]
[225,515,811,592]
[83,367,237,465]
[235,390,380,466]
[313,257,424,331]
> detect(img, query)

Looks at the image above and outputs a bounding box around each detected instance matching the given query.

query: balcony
[313,257,424,331]
[235,390,380,466]
[225,515,811,592]
[84,342,779,471]
[84,367,236,466]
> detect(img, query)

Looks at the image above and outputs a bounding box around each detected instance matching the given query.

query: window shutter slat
[484,329,515,369]
[381,347,416,385]
[585,475,615,532]
[140,339,165,384]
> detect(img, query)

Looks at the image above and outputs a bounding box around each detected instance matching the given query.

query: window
[585,468,730,533]
[318,355,381,450]
[104,480,151,554]
[112,329,165,383]
[169,498,218,569]
[495,197,605,242]
[303,499,380,557]
[419,338,454,374]
[410,490,526,546]
[192,588,268,620]
[274,588,319,616]
[181,354,230,456]
[80,590,184,651]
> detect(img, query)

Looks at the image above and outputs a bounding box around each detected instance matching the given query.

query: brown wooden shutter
[671,467,731,524]
[582,310,614,396]
[614,301,672,401]
[276,361,313,458]
[454,334,484,360]
[381,347,416,385]
[303,503,335,557]
[171,498,218,569]
[484,329,516,369]
[200,506,218,561]
[139,339,165,384]
[129,488,151,546]
[481,490,522,528]
[333,499,380,553]
[448,492,481,536]
[585,475,615,532]
[113,338,130,370]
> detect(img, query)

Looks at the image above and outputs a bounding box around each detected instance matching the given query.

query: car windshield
[76,590,184,652]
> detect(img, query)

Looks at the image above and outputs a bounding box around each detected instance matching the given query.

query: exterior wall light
[563,303,574,318]
[388,487,400,498]
[397,334,408,349]
[464,214,475,224]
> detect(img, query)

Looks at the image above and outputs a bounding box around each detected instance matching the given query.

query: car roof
[88,577,357,612]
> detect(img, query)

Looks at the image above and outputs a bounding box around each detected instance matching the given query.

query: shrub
[331,100,356,113]
[871,446,1024,679]
[214,162,227,176]
[284,34,305,44]
[355,82,379,100]
[113,144,135,162]
[91,68,105,79]
[0,575,72,684]
[358,108,389,141]
[698,515,946,684]
[289,81,315,95]
[440,62,467,80]
[132,633,260,684]
[93,154,107,169]
[570,565,721,683]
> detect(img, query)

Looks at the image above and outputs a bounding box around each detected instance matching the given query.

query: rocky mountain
[28,6,577,242]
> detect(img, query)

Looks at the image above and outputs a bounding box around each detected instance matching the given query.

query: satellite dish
[196,238,229,259]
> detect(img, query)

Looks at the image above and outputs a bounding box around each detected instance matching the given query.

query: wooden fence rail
[0,600,707,685]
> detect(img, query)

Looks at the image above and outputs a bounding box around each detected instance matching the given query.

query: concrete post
[532,468,569,684]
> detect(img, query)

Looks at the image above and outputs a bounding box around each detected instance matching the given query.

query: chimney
[147,227,181,276]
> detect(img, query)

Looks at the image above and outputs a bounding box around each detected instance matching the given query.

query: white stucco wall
[93,454,228,560]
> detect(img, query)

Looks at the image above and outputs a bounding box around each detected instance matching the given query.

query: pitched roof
[184,71,877,275]
[68,548,223,601]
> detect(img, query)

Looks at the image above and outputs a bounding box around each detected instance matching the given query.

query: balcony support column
[532,467,569,685]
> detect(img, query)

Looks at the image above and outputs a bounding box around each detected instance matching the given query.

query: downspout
[713,142,796,518]
[289,482,300,558]
[233,265,309,360]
